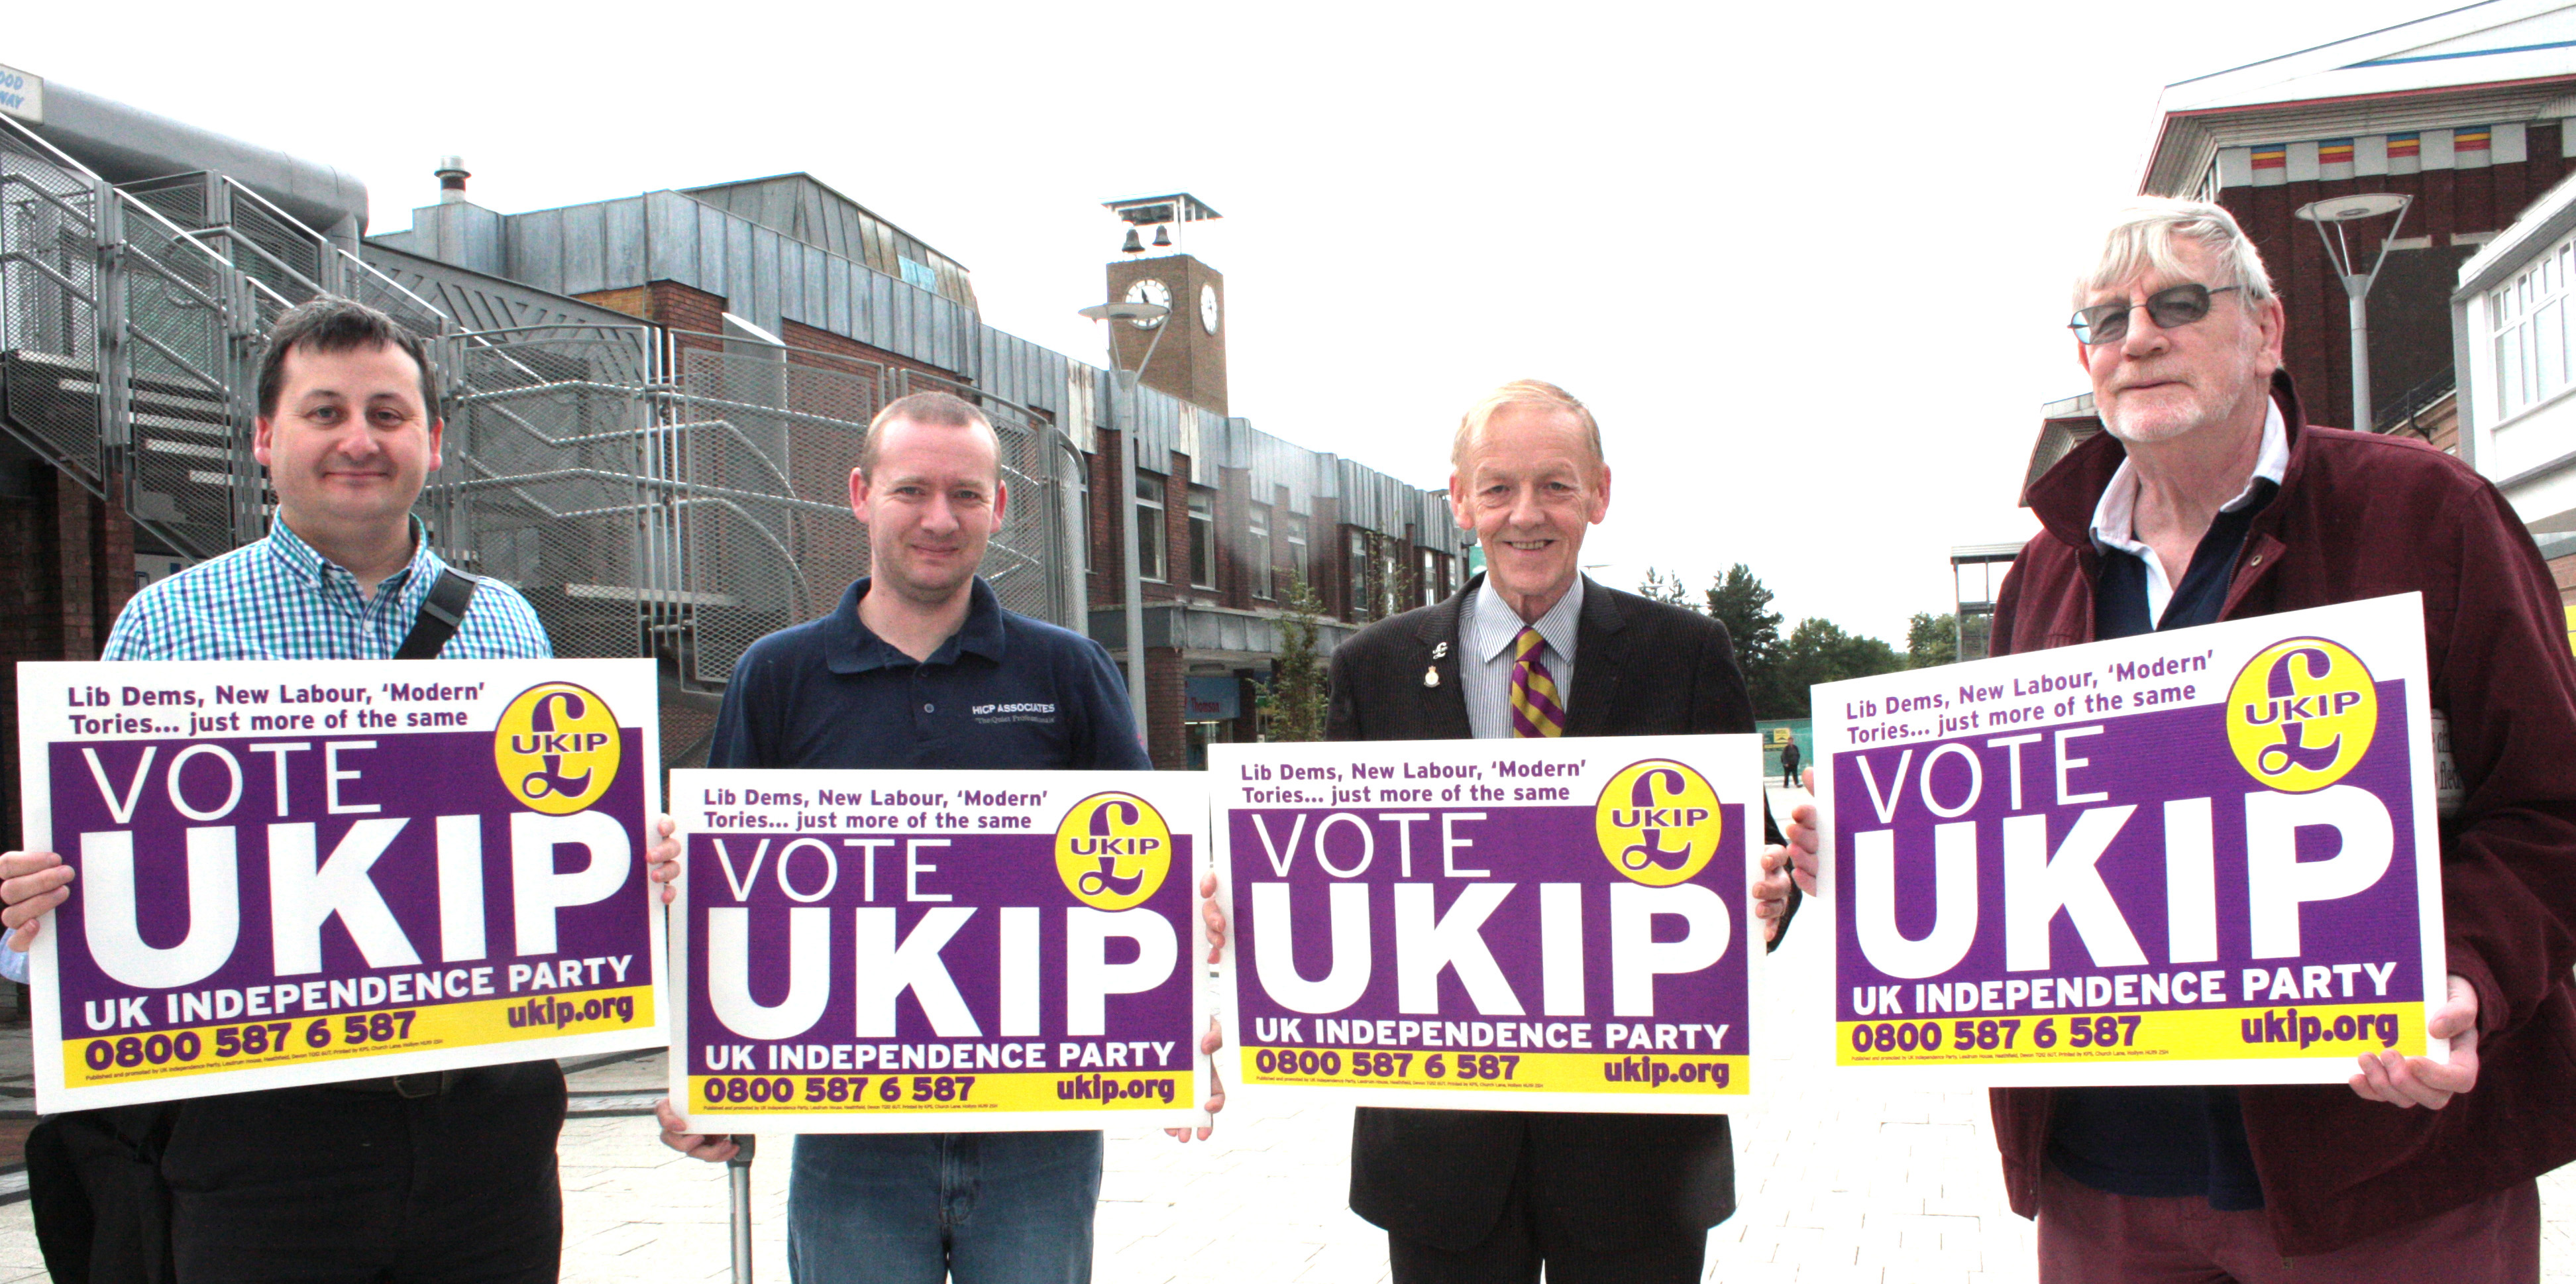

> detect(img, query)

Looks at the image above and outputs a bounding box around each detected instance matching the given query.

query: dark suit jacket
[1328,573,1795,1252]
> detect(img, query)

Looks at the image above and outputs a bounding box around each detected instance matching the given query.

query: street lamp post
[1079,299,1171,749]
[2294,192,2412,431]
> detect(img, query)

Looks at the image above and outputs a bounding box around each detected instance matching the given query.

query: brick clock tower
[1102,193,1226,415]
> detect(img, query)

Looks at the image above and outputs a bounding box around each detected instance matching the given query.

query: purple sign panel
[1212,735,1764,1112]
[16,659,667,1111]
[671,769,1203,1132]
[1813,594,2446,1085]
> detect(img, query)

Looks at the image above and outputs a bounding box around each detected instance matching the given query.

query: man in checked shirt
[0,297,681,1281]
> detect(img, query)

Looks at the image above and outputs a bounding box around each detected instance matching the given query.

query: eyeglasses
[2068,284,2241,346]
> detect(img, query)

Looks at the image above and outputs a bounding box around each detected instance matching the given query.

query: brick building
[370,169,1467,770]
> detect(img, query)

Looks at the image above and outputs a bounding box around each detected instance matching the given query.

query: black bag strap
[395,568,480,660]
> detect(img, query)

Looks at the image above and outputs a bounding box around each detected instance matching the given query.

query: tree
[1638,567,1690,608]
[1703,564,1785,715]
[1256,577,1332,741]
[1906,612,1959,669]
[1771,617,1907,717]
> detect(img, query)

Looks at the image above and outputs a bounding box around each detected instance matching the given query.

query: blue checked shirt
[102,517,552,661]
[2,519,550,981]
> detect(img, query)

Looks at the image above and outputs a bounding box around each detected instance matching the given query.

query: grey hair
[1450,379,1605,475]
[2075,197,2275,309]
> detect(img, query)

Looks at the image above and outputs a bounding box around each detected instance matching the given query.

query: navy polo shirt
[2047,478,2278,1212]
[707,576,1149,772]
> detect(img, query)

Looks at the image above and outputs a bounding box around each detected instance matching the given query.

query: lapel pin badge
[1431,641,1450,659]
[1424,665,1441,688]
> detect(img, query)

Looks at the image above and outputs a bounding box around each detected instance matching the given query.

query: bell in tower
[1100,192,1228,415]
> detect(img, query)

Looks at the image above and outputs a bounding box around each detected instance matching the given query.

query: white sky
[7,0,2447,642]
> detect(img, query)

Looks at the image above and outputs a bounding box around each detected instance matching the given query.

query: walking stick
[729,1134,757,1283]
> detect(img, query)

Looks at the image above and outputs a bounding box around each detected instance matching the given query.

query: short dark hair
[860,391,996,478]
[256,296,440,421]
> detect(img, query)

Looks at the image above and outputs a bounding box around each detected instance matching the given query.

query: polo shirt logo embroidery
[971,702,1059,725]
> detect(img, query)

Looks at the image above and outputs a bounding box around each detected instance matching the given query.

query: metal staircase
[0,113,456,561]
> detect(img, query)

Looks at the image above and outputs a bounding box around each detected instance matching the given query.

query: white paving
[2,785,2574,1281]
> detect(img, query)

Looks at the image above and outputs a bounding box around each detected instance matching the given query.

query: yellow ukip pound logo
[494,682,621,815]
[1055,792,1173,911]
[1593,760,1725,886]
[2226,638,2379,792]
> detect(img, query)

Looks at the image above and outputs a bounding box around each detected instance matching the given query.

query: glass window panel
[2544,301,2566,398]
[2506,327,2528,411]
[1248,505,1272,599]
[1135,474,1165,582]
[1189,490,1215,588]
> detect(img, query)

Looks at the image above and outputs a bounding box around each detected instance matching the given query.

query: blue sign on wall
[1185,676,1240,722]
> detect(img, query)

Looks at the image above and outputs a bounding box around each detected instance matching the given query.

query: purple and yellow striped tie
[1509,627,1565,738]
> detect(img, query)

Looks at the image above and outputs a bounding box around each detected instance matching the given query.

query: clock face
[1125,278,1171,329]
[1200,283,1220,335]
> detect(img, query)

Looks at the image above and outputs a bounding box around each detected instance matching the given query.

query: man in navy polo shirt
[654,391,1175,1284]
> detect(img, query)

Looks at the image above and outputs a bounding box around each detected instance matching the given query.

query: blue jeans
[786,1131,1103,1284]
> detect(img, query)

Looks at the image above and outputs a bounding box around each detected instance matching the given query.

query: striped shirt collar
[1470,572,1584,665]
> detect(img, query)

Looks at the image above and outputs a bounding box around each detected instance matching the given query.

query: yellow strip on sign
[64,987,655,1088]
[688,1068,1195,1115]
[1835,1002,2426,1067]
[1243,1045,1750,1096]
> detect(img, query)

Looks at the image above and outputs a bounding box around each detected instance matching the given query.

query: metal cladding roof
[684,174,976,308]
[2141,0,2576,194]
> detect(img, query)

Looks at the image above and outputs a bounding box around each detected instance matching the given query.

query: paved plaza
[0,786,2571,1280]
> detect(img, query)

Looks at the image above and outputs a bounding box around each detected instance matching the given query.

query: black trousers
[159,1061,566,1283]
[1385,1135,1707,1284]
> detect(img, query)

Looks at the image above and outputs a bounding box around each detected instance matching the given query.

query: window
[1421,549,1444,607]
[1347,529,1372,619]
[2490,236,2576,421]
[1189,490,1216,588]
[1284,512,1309,594]
[1248,504,1273,599]
[1135,474,1166,582]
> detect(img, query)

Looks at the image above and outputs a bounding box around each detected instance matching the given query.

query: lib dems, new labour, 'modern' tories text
[671,770,1204,1132]
[1814,594,2445,1086]
[1212,735,1764,1112]
[16,659,667,1111]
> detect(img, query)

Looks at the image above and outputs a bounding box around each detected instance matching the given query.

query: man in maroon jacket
[1951,197,2576,1280]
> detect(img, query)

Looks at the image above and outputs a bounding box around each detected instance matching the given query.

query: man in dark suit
[1325,379,1812,1283]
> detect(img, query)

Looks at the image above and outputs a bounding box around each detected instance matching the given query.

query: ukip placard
[1211,735,1764,1112]
[670,770,1204,1132]
[15,659,667,1112]
[1813,593,2447,1085]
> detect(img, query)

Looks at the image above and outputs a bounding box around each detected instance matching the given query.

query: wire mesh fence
[0,123,107,492]
[114,198,247,559]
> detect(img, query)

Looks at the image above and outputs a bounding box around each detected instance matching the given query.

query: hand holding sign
[2351,973,2480,1109]
[1753,769,1822,943]
[0,849,74,949]
[645,816,682,906]
[655,1096,739,1162]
